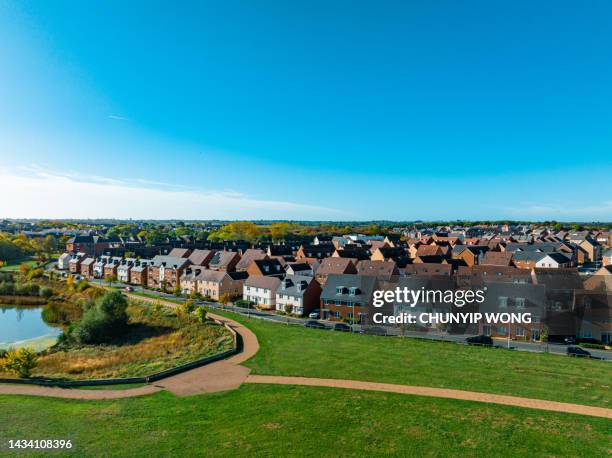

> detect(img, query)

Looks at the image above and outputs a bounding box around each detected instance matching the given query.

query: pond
[0,305,61,351]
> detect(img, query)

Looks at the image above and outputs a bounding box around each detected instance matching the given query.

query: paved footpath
[1,296,611,419]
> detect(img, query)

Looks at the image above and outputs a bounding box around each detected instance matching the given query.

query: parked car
[308,310,321,319]
[304,320,326,329]
[124,286,134,292]
[333,323,352,332]
[567,346,591,358]
[563,336,576,345]
[466,335,493,346]
[362,326,387,336]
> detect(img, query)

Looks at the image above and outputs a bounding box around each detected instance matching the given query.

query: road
[83,277,612,361]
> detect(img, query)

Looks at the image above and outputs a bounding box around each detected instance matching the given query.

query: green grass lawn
[1,385,610,457]
[210,309,612,407]
[0,259,38,272]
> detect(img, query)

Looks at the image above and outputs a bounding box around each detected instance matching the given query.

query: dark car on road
[305,320,326,329]
[567,346,591,358]
[333,323,352,332]
[466,335,494,346]
[361,326,387,336]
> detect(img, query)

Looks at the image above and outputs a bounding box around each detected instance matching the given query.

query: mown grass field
[0,304,233,380]
[2,384,611,457]
[210,308,612,407]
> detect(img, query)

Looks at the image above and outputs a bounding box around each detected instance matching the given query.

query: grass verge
[209,308,611,407]
[1,384,610,457]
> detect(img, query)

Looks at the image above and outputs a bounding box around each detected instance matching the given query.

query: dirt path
[246,375,612,419]
[1,298,610,419]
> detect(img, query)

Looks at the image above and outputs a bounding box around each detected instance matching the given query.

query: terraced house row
[57,227,612,344]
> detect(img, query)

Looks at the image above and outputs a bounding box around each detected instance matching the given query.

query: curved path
[1,298,610,419]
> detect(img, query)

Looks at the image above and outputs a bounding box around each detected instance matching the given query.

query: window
[333,311,341,319]
[515,297,526,309]
[515,327,524,337]
[336,286,345,295]
[497,325,507,335]
[483,325,491,336]
[347,312,353,319]
[498,297,508,308]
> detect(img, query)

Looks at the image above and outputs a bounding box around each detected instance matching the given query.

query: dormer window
[336,286,346,295]
[349,287,359,296]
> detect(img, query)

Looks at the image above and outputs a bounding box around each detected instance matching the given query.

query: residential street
[87,278,612,361]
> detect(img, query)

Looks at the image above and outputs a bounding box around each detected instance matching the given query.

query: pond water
[0,305,61,350]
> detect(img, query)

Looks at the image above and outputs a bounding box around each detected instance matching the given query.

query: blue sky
[1,1,611,221]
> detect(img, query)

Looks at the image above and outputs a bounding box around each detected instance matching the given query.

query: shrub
[76,279,90,292]
[73,291,129,344]
[195,307,207,323]
[1,347,39,378]
[39,286,54,299]
[183,300,196,314]
[233,299,250,308]
[26,268,44,280]
[0,281,15,295]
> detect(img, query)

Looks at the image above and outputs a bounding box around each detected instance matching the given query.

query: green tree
[1,347,39,378]
[105,274,118,288]
[73,291,129,344]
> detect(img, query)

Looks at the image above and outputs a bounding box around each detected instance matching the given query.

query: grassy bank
[0,303,233,380]
[1,384,610,457]
[210,308,611,407]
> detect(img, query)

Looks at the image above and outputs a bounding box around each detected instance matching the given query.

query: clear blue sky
[1,1,611,221]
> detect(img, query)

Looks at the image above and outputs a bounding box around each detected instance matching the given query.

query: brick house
[370,247,411,268]
[297,244,335,260]
[148,255,191,290]
[79,257,95,278]
[188,249,215,267]
[319,274,377,322]
[130,260,151,286]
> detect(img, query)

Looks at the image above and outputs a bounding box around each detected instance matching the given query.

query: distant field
[1,385,610,457]
[210,308,611,407]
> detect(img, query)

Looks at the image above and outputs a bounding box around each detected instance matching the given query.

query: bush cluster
[73,291,129,344]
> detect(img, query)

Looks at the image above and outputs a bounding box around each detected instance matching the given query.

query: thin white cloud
[0,167,343,219]
[108,114,129,121]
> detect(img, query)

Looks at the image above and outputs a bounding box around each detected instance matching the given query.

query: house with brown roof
[404,263,452,276]
[452,245,489,267]
[235,248,268,271]
[188,249,215,267]
[315,257,358,285]
[208,251,241,272]
[181,269,248,300]
[79,257,95,278]
[356,260,399,280]
[481,251,514,267]
[168,248,192,258]
[297,244,334,260]
[370,247,411,268]
[247,258,285,277]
